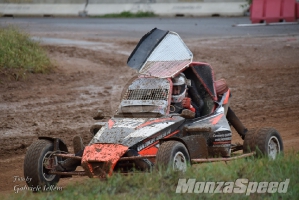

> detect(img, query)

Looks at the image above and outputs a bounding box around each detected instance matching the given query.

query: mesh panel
[140,60,190,78]
[123,89,168,101]
[147,33,192,62]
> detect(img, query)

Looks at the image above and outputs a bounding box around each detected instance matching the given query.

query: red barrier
[250,0,297,23]
[297,2,299,18]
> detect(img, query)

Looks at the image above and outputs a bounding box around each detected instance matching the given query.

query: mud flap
[81,144,128,178]
[182,135,209,159]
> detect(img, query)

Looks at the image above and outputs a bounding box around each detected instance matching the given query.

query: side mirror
[90,122,106,136]
[93,110,105,120]
[90,124,102,136]
[180,109,195,119]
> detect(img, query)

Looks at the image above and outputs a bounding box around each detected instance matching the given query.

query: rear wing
[127,28,193,78]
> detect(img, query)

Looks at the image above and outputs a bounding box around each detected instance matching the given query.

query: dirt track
[0,32,299,194]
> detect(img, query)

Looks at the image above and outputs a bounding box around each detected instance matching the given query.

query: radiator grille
[123,89,168,101]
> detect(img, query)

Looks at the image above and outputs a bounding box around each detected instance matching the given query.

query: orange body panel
[81,143,128,178]
[210,114,224,125]
[223,90,230,105]
[139,146,158,156]
[108,119,115,129]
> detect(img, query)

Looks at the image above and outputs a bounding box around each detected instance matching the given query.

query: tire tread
[243,129,257,153]
[24,140,53,187]
[156,141,178,167]
[243,127,283,157]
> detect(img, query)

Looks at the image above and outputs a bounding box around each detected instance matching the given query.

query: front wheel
[24,140,60,190]
[155,141,190,172]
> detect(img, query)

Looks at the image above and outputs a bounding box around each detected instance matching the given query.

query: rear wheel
[155,141,190,172]
[24,140,60,190]
[243,129,257,153]
[243,128,283,159]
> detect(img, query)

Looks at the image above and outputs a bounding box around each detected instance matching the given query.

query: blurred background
[0,0,250,17]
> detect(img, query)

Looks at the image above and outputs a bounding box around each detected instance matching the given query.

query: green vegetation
[0,27,52,80]
[95,11,156,18]
[241,0,252,10]
[9,152,299,200]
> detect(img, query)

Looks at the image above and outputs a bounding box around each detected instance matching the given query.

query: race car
[23,28,283,189]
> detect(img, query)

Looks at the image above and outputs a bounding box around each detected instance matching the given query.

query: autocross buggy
[24,28,284,189]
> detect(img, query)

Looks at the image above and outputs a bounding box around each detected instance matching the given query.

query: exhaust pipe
[226,107,247,140]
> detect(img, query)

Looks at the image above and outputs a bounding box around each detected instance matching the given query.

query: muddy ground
[0,32,298,195]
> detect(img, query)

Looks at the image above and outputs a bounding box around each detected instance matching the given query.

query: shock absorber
[226,107,247,140]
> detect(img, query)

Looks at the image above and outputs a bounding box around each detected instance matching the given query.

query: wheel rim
[42,152,56,181]
[173,152,187,172]
[268,136,280,160]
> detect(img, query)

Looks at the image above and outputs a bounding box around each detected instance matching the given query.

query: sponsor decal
[212,130,232,146]
[137,129,172,151]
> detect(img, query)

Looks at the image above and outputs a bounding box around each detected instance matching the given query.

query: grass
[95,11,156,18]
[8,152,299,200]
[0,27,53,80]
